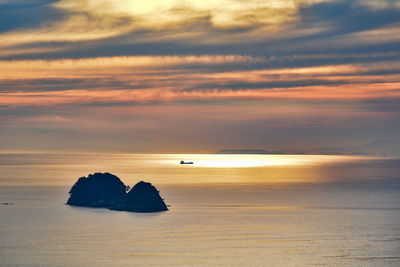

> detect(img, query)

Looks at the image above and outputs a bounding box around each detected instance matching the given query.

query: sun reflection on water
[170,154,354,168]
[0,153,371,186]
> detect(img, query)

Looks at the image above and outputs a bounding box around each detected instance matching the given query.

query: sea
[0,153,399,266]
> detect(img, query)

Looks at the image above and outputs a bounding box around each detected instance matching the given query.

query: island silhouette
[67,172,168,212]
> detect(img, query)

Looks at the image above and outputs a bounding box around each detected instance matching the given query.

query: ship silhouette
[180,160,194,164]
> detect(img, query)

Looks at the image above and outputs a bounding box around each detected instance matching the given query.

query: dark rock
[67,172,127,209]
[125,181,168,212]
[66,173,168,213]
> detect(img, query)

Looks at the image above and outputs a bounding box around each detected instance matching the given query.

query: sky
[0,0,400,153]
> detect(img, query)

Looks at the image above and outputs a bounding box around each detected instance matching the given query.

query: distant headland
[67,172,168,213]
[215,148,352,155]
[216,149,274,154]
[215,140,400,155]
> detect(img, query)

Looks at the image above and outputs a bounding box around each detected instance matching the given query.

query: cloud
[0,0,397,61]
[1,0,400,152]
[298,0,400,35]
[1,56,399,108]
[0,0,63,33]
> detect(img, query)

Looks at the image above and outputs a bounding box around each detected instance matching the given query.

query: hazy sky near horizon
[1,0,400,153]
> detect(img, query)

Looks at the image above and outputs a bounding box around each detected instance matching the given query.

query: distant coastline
[216,149,278,154]
[215,140,400,156]
[216,149,364,155]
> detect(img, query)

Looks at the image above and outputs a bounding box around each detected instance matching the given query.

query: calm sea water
[0,154,399,266]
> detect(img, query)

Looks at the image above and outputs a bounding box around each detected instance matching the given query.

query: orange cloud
[1,56,399,108]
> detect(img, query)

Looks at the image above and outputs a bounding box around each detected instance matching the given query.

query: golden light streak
[193,154,359,168]
[1,81,399,107]
[1,56,399,82]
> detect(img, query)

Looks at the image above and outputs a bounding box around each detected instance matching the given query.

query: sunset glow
[1,2,400,265]
[0,0,399,153]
